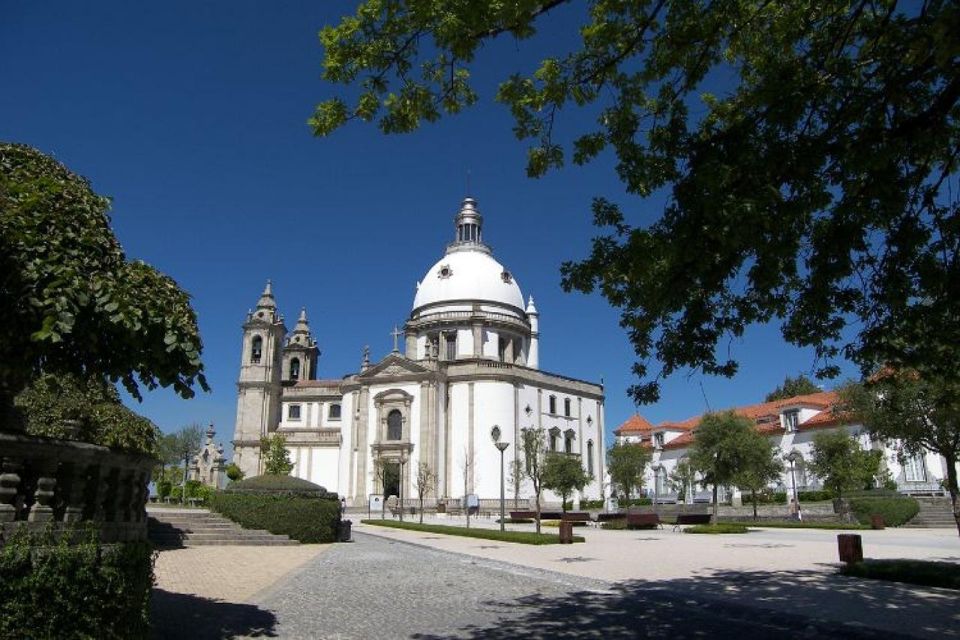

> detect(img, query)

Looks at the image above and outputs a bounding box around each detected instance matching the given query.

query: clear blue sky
[1,1,857,452]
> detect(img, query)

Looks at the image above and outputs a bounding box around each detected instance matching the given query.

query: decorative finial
[298,307,307,322]
[361,345,371,372]
[390,326,402,353]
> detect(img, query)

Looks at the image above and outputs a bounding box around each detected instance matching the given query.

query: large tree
[606,442,651,503]
[689,411,755,521]
[732,431,784,520]
[0,143,208,423]
[766,375,822,402]
[840,375,960,536]
[520,427,548,533]
[808,430,883,501]
[313,1,960,404]
[542,452,591,512]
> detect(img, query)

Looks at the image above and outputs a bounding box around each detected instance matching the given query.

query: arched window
[328,403,342,420]
[290,358,300,381]
[549,427,560,452]
[387,410,403,441]
[548,395,557,414]
[564,430,575,454]
[564,398,571,417]
[250,336,263,363]
[587,440,595,475]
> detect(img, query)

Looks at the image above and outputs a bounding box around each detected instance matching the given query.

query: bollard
[837,533,863,564]
[558,520,574,544]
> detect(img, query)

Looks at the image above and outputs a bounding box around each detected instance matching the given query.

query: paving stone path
[238,533,903,639]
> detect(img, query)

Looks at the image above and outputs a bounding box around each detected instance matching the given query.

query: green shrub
[361,520,584,544]
[209,475,340,543]
[750,491,788,504]
[849,496,920,527]
[841,559,960,591]
[0,527,155,639]
[684,523,749,534]
[156,480,172,499]
[797,490,834,502]
[601,519,628,530]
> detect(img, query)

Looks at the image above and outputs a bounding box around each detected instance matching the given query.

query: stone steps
[904,498,956,528]
[147,509,298,547]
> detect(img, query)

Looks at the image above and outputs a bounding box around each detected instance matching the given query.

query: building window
[564,398,571,417]
[784,410,799,432]
[654,432,664,449]
[549,428,560,452]
[564,430,574,454]
[290,358,300,381]
[329,403,341,420]
[498,336,506,362]
[288,404,301,421]
[548,396,557,414]
[587,440,594,475]
[250,336,262,363]
[904,455,926,482]
[445,334,457,360]
[387,409,403,441]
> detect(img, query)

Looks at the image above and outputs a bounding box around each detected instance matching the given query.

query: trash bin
[559,521,574,544]
[437,502,446,514]
[870,514,885,530]
[837,533,862,564]
[338,520,352,542]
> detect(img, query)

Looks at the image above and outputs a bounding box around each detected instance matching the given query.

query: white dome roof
[413,250,524,312]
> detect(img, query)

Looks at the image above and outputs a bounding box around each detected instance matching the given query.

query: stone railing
[0,431,155,543]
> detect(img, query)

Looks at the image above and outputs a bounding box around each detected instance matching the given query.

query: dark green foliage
[751,491,788,505]
[225,462,244,482]
[0,527,154,639]
[797,490,834,502]
[211,475,340,543]
[849,496,920,527]
[748,521,868,531]
[684,524,750,535]
[13,373,159,455]
[600,519,628,530]
[542,453,591,511]
[169,480,212,505]
[766,375,823,402]
[606,442,651,501]
[0,143,207,413]
[260,434,294,476]
[809,431,884,500]
[156,480,172,499]
[841,559,960,591]
[690,411,757,519]
[314,3,960,409]
[361,520,584,545]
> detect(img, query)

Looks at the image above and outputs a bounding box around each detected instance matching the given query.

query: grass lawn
[360,519,584,544]
[841,559,960,590]
[743,520,870,530]
[684,523,750,534]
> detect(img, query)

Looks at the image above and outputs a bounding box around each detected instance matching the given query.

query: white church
[231,197,606,507]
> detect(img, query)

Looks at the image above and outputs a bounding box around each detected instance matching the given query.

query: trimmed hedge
[209,474,341,543]
[841,559,960,591]
[684,523,749,534]
[797,490,834,502]
[0,528,154,639]
[849,496,920,527]
[361,520,584,544]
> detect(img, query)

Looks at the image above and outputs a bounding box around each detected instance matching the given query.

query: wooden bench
[672,513,712,530]
[509,510,537,520]
[594,512,626,523]
[560,512,591,523]
[626,513,662,529]
[539,511,563,520]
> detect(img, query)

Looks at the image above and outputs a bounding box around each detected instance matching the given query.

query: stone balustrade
[0,431,155,543]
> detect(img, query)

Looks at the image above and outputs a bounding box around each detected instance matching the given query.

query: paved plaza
[151,519,960,639]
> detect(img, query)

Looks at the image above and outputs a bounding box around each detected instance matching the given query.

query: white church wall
[310,447,340,492]
[481,328,498,359]
[471,381,516,498]
[456,328,473,357]
[447,383,472,496]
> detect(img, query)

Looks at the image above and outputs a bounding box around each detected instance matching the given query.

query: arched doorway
[383,462,400,498]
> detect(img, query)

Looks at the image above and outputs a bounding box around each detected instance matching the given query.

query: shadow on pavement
[415,566,956,639]
[151,588,277,639]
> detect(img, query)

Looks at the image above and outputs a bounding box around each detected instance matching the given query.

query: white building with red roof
[614,390,948,502]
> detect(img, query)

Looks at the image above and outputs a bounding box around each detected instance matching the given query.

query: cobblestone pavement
[241,533,906,640]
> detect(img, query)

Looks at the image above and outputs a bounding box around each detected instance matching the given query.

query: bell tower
[232,280,287,477]
[282,307,320,382]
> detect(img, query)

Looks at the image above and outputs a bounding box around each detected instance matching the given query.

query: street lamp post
[491,426,511,532]
[398,451,408,522]
[786,450,800,514]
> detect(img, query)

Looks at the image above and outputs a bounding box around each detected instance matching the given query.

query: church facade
[232,198,606,506]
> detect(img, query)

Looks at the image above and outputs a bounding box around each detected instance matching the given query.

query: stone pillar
[27,460,58,522]
[405,330,417,359]
[472,323,483,357]
[0,460,23,523]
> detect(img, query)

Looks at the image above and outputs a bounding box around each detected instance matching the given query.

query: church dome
[411,198,525,313]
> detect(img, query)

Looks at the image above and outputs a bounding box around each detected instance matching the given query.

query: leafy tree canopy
[0,143,208,417]
[808,429,883,500]
[689,410,756,516]
[314,1,960,403]
[542,452,591,510]
[173,423,204,463]
[765,374,823,402]
[606,441,651,500]
[261,434,295,476]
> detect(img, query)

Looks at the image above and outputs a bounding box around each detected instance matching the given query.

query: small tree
[413,462,436,524]
[260,434,294,476]
[765,375,822,402]
[606,442,652,503]
[173,424,203,504]
[542,453,590,512]
[733,435,784,520]
[225,462,244,483]
[371,456,387,519]
[808,430,882,501]
[840,374,960,536]
[689,411,755,522]
[507,458,524,506]
[669,458,697,504]
[520,428,548,534]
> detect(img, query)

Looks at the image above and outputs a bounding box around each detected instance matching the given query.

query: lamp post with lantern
[398,451,409,522]
[491,425,511,532]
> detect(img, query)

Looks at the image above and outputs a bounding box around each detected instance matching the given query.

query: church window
[549,428,560,452]
[288,404,301,420]
[290,358,300,381]
[438,264,453,279]
[564,430,574,454]
[387,409,403,441]
[501,270,512,284]
[548,395,557,414]
[587,440,595,475]
[445,334,457,360]
[498,336,506,362]
[904,454,926,482]
[784,410,799,432]
[250,336,263,363]
[564,398,571,417]
[329,403,342,420]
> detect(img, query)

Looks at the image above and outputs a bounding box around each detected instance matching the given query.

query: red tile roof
[613,414,656,435]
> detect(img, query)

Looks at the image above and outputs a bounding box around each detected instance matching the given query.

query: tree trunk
[945,457,960,538]
[534,489,542,534]
[752,489,758,520]
[419,496,424,524]
[712,484,719,523]
[181,454,188,505]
